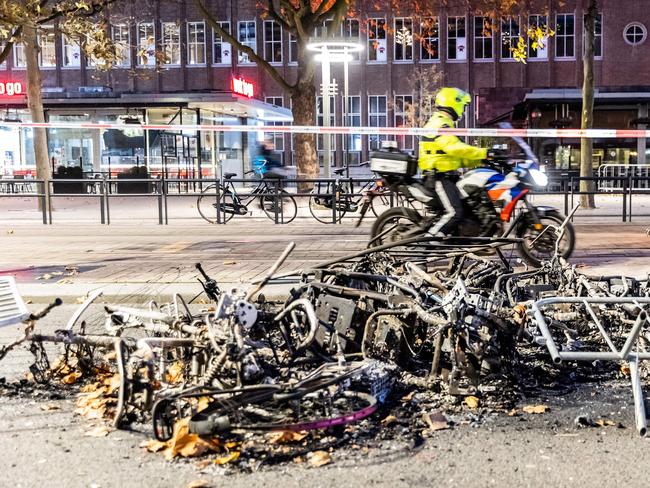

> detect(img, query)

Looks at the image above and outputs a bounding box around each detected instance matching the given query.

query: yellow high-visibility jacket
[418,111,488,172]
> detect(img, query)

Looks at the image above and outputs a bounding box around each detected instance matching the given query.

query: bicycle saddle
[333,167,346,176]
[223,172,237,179]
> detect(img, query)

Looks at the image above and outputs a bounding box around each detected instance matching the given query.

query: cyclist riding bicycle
[255,139,288,179]
[419,87,491,236]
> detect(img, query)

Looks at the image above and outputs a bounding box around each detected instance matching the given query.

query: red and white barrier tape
[0,121,648,138]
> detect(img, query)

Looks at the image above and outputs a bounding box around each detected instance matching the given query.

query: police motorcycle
[363,134,575,267]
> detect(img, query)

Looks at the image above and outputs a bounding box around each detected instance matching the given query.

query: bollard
[331,180,337,224]
[99,177,106,225]
[46,180,53,224]
[215,178,222,225]
[103,176,111,225]
[163,178,169,225]
[157,180,163,225]
[274,179,280,224]
[622,177,627,223]
[40,180,47,225]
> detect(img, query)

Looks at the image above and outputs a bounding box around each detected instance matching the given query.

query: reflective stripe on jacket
[418,111,488,173]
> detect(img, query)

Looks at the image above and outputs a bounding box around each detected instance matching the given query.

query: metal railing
[1,175,649,225]
[598,164,650,192]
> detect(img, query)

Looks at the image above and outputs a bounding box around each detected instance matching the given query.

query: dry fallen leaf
[381,415,398,426]
[507,409,519,417]
[522,405,550,414]
[84,425,110,437]
[222,260,237,266]
[37,273,52,281]
[40,403,61,411]
[621,364,631,376]
[465,396,480,409]
[309,450,332,468]
[595,419,616,427]
[401,391,415,402]
[141,439,167,453]
[267,430,308,444]
[214,451,240,465]
[6,229,14,234]
[61,371,82,385]
[185,480,213,488]
[422,411,448,431]
[57,279,74,284]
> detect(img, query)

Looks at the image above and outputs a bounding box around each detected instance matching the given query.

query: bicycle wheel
[308,182,349,224]
[260,190,298,224]
[370,190,394,217]
[197,184,237,223]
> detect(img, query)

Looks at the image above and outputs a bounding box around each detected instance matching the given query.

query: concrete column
[637,104,647,165]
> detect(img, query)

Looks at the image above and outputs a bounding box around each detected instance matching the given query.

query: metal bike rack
[530,296,650,435]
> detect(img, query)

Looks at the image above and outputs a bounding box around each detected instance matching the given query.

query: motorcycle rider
[418,87,489,236]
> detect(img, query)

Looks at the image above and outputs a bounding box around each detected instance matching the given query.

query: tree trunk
[24,24,51,212]
[579,0,597,209]
[290,45,318,190]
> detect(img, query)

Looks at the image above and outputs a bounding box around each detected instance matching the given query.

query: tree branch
[193,0,293,93]
[265,0,292,32]
[0,30,17,64]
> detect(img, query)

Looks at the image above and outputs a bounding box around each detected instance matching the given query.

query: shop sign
[232,76,254,98]
[0,81,23,96]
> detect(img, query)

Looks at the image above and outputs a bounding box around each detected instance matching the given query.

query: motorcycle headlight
[529,168,548,187]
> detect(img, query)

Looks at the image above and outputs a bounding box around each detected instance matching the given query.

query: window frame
[187,21,207,66]
[316,95,337,152]
[500,16,520,61]
[394,94,414,151]
[263,20,282,65]
[212,21,232,65]
[343,95,362,156]
[555,13,576,60]
[367,17,387,63]
[527,14,549,60]
[62,34,82,68]
[368,94,388,150]
[288,33,298,65]
[39,26,57,68]
[264,96,285,154]
[393,17,413,62]
[624,22,647,46]
[136,22,156,67]
[447,16,467,62]
[111,25,131,68]
[473,16,493,61]
[237,20,257,65]
[419,17,440,62]
[160,22,181,66]
[12,43,26,69]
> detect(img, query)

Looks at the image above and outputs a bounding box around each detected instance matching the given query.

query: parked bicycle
[308,164,397,224]
[197,169,298,224]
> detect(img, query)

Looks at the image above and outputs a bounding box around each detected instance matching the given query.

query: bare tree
[580,0,597,208]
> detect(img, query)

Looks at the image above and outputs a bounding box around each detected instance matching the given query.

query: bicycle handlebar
[29,298,63,321]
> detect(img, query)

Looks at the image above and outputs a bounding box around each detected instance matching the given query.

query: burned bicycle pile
[1,235,650,468]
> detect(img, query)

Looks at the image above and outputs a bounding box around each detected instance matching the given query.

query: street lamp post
[307,39,363,178]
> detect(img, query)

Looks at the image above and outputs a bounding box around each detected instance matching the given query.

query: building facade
[1,0,650,177]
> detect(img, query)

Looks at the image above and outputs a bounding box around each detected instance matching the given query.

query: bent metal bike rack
[530,296,650,436]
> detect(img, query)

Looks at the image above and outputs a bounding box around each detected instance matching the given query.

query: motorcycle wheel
[370,207,424,246]
[516,210,575,267]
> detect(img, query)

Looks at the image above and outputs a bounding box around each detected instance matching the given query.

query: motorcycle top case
[370,150,417,177]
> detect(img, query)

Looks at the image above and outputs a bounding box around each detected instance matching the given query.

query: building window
[238,21,256,64]
[213,22,231,65]
[137,22,156,67]
[62,35,81,67]
[187,22,206,65]
[288,33,297,64]
[0,41,5,69]
[13,43,26,68]
[473,16,493,60]
[624,22,646,46]
[39,27,56,67]
[447,16,467,60]
[112,25,131,67]
[500,17,519,59]
[394,18,413,61]
[394,95,414,151]
[528,15,549,59]
[161,23,180,65]
[264,96,285,154]
[343,19,360,61]
[555,13,575,58]
[368,95,387,150]
[316,96,336,152]
[344,95,361,165]
[367,18,387,62]
[264,20,282,63]
[420,17,439,61]
[593,13,602,58]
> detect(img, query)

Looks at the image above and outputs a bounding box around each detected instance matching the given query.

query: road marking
[157,241,192,253]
